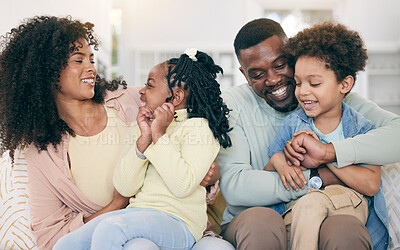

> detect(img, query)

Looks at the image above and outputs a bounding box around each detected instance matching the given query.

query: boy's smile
[294,56,349,131]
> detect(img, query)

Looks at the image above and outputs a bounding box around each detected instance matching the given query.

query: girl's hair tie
[184,48,198,61]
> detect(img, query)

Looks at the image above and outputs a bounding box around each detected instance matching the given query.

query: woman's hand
[110,188,130,209]
[83,189,130,223]
[200,161,220,187]
[151,103,175,143]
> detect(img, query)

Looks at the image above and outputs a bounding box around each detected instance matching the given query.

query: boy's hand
[266,153,307,191]
[151,103,175,143]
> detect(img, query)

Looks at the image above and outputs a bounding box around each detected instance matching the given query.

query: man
[217,18,398,249]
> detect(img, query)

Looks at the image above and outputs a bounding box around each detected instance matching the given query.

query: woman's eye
[295,82,301,86]
[311,83,321,87]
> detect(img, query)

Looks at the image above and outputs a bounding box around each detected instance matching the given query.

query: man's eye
[251,73,264,79]
[275,62,287,69]
[295,82,301,86]
[311,83,321,87]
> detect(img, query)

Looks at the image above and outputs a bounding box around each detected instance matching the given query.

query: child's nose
[299,85,311,96]
[139,87,146,95]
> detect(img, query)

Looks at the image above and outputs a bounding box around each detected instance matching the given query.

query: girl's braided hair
[0,16,126,157]
[166,50,232,148]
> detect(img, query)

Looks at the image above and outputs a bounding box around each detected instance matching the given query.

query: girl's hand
[151,103,175,143]
[137,106,154,153]
[137,106,154,139]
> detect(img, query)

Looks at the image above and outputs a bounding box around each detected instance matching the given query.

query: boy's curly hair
[0,16,126,156]
[165,50,232,148]
[284,22,368,83]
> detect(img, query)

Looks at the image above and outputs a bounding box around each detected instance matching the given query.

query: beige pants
[283,185,369,250]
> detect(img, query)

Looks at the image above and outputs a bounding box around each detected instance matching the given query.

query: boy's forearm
[319,166,343,187]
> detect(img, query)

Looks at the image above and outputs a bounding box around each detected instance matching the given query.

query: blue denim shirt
[269,102,390,250]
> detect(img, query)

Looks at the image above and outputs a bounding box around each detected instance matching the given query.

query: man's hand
[200,161,220,187]
[283,132,335,168]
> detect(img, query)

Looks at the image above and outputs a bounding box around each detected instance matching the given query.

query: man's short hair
[234,18,287,59]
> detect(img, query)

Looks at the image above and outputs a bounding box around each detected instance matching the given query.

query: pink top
[26,86,142,250]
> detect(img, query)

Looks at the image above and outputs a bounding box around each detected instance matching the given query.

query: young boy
[266,22,388,250]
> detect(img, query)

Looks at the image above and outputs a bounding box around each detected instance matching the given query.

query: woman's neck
[56,99,107,136]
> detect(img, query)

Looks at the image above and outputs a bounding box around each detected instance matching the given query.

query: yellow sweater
[113,109,220,241]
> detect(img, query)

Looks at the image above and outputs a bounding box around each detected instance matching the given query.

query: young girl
[266,22,388,250]
[53,48,232,250]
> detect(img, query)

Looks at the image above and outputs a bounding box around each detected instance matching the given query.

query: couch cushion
[0,147,38,250]
[1,146,399,249]
[382,162,400,249]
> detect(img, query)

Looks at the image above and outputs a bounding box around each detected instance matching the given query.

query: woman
[0,16,230,250]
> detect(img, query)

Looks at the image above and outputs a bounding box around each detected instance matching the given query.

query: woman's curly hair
[0,16,126,156]
[284,22,368,83]
[165,50,232,148]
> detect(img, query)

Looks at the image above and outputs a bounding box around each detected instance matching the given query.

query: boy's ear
[171,89,186,107]
[340,75,354,94]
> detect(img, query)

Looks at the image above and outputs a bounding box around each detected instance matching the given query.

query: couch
[1,147,399,249]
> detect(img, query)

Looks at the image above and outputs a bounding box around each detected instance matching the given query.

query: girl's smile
[139,62,171,111]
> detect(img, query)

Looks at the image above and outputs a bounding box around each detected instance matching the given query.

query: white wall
[1,0,399,113]
[338,0,400,50]
[0,0,113,78]
[113,0,400,114]
[113,0,250,85]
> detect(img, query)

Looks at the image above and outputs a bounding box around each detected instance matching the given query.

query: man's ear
[239,67,251,87]
[340,75,354,95]
[171,89,186,107]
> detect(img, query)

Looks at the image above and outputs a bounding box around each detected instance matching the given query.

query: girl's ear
[340,75,354,95]
[171,88,186,107]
